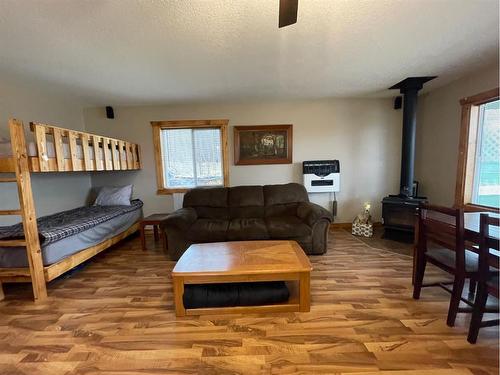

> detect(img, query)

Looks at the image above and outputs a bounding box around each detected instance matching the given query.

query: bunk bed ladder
[0,119,48,301]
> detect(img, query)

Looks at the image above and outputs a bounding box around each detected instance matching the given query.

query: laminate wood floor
[0,230,498,375]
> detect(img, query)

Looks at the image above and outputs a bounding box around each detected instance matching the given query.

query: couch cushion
[264,183,309,206]
[183,187,229,219]
[265,216,311,239]
[227,218,269,241]
[230,206,265,218]
[265,203,299,217]
[187,219,229,242]
[228,186,265,218]
[192,206,229,220]
[184,187,228,208]
[229,186,264,206]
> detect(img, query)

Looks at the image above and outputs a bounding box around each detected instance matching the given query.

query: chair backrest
[478,213,500,279]
[417,204,465,270]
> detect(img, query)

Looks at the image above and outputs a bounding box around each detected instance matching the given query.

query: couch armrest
[297,202,334,227]
[161,207,197,231]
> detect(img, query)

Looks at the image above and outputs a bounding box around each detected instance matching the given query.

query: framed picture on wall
[234,124,293,165]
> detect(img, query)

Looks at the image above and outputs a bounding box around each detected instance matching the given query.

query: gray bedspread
[0,207,143,267]
[0,200,143,245]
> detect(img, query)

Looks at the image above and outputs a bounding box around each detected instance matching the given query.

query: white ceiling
[0,0,498,106]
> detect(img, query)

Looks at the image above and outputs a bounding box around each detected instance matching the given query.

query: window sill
[157,184,227,195]
[462,203,500,213]
[157,188,191,195]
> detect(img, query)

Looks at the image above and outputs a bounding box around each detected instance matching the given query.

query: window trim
[455,87,499,212]
[150,119,229,195]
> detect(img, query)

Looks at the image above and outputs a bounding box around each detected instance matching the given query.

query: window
[455,88,500,211]
[151,120,229,194]
[471,100,500,207]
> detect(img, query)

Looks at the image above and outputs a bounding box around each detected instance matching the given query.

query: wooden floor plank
[0,229,498,374]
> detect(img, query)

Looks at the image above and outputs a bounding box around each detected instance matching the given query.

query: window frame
[151,119,229,195]
[455,87,500,212]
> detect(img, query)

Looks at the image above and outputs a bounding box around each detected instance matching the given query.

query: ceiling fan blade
[279,0,298,28]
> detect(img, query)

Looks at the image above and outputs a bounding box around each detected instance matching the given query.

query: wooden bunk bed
[0,119,142,302]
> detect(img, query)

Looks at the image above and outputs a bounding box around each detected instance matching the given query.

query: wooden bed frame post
[9,119,48,301]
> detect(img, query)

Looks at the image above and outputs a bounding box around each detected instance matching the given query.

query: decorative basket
[352,222,373,238]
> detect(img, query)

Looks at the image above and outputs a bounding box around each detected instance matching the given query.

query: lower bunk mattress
[0,201,143,268]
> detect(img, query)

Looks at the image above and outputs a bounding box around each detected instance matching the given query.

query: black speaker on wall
[105,106,114,119]
[394,96,402,110]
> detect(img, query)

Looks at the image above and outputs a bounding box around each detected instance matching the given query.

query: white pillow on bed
[94,185,133,206]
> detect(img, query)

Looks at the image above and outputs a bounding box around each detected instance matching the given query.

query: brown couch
[161,183,333,260]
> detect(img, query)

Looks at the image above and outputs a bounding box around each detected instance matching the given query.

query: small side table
[140,213,170,251]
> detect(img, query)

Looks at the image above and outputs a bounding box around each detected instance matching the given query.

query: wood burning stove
[382,76,436,241]
[382,195,425,241]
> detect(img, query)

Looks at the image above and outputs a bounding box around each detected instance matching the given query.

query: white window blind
[160,128,223,188]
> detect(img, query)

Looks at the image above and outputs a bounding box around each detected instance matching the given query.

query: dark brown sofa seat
[161,183,333,260]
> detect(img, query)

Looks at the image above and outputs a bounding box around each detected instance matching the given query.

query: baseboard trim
[330,222,353,230]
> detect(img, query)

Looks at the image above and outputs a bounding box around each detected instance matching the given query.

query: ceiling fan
[279,0,298,28]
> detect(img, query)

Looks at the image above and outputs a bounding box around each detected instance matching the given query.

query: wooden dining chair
[413,204,480,327]
[467,213,499,344]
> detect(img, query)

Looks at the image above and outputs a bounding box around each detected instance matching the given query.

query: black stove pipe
[390,76,437,197]
[400,88,418,196]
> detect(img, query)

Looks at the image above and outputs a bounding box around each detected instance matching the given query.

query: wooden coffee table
[171,240,312,316]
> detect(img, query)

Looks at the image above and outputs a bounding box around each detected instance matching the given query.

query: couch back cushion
[228,185,265,218]
[182,183,309,219]
[183,187,229,219]
[264,183,309,217]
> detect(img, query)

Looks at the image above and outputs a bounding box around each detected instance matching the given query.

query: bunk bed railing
[29,122,141,172]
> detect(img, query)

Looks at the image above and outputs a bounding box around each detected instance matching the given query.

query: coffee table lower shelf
[172,274,310,317]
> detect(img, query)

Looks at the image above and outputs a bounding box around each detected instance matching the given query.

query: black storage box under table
[183,281,290,309]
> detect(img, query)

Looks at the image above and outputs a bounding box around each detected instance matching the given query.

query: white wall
[83,98,402,222]
[415,64,499,205]
[0,77,91,225]
[2,62,494,227]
